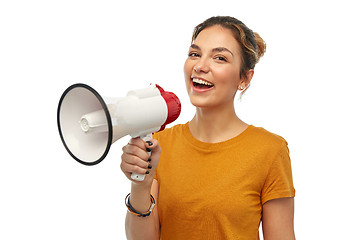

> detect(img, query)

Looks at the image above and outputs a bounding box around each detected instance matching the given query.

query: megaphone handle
[131,133,153,181]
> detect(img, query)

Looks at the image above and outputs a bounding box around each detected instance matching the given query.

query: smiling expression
[184,25,244,109]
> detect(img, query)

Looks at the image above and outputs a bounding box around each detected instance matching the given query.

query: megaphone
[57,83,181,181]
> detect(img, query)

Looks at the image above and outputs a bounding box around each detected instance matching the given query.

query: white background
[1,0,359,239]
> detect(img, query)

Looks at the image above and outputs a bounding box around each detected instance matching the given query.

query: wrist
[131,173,154,188]
[130,181,152,201]
[125,193,155,217]
[129,183,153,213]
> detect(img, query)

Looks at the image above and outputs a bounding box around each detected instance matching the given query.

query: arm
[121,138,161,240]
[262,197,295,240]
[125,180,160,240]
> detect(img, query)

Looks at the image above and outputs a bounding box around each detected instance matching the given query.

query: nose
[193,57,210,73]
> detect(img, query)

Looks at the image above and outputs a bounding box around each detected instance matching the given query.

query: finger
[120,161,151,176]
[130,137,154,153]
[128,137,147,149]
[121,153,151,169]
[145,139,161,161]
[122,142,150,161]
[145,139,159,151]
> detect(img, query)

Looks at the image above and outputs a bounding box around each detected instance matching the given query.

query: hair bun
[254,32,266,62]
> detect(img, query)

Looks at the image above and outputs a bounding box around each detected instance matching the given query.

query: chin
[188,95,216,109]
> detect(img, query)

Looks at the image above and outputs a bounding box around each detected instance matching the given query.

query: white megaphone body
[57,83,181,181]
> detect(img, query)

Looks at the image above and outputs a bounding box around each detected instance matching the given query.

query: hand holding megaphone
[57,83,181,181]
[120,137,161,184]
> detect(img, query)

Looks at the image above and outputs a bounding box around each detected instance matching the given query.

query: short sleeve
[261,141,295,204]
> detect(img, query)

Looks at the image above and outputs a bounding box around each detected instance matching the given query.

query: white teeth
[192,78,214,86]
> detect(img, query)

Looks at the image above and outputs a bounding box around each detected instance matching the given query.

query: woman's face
[184,25,243,109]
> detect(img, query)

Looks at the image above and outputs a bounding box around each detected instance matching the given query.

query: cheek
[214,66,241,87]
[184,59,192,93]
[183,59,193,77]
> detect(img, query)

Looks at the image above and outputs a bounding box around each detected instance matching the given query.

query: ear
[238,69,254,90]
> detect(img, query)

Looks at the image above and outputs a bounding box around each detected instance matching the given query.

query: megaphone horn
[57,83,181,181]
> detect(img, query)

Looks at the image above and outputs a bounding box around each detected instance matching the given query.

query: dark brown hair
[192,16,266,80]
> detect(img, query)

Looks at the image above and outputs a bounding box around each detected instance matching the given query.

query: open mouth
[192,77,214,89]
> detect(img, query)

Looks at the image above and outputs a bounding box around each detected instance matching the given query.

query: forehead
[193,25,240,54]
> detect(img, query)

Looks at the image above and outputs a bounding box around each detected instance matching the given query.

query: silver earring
[240,86,244,90]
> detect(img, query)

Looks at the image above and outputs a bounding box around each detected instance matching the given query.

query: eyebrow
[190,44,234,56]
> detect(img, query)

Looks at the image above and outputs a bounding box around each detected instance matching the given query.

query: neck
[188,103,248,143]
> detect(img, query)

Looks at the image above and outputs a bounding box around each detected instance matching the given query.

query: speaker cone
[57,84,113,165]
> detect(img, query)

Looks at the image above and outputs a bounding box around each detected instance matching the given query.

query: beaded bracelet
[125,193,155,217]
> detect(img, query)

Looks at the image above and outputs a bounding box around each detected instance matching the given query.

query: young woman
[121,16,295,240]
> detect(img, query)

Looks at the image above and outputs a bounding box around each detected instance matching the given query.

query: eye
[188,52,200,58]
[215,56,227,62]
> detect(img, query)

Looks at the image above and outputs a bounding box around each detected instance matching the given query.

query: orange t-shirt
[153,123,295,240]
